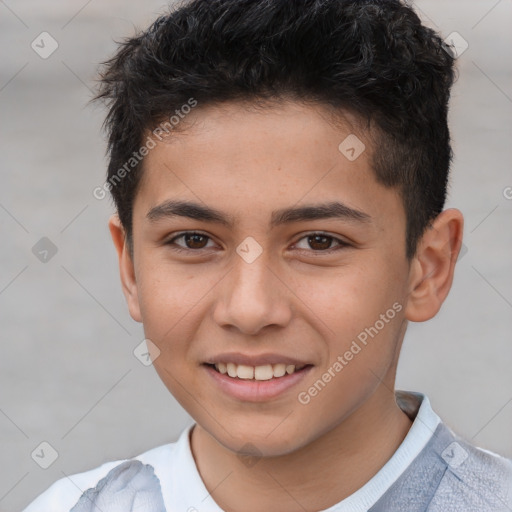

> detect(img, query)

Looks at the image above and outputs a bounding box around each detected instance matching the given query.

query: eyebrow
[146,199,372,227]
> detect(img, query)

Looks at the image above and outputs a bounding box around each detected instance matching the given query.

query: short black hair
[94,0,456,259]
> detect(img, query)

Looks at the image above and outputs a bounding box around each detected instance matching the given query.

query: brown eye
[183,233,209,249]
[294,233,348,252]
[308,234,333,250]
[167,232,214,252]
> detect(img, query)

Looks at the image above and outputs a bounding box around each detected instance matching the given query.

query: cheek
[304,264,391,331]
[137,252,203,315]
[140,266,202,403]
[135,258,231,389]
[135,259,200,350]
[303,257,405,372]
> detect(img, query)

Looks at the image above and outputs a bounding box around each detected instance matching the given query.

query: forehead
[133,100,403,231]
[141,99,368,177]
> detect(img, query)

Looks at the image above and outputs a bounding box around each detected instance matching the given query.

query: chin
[208,417,315,458]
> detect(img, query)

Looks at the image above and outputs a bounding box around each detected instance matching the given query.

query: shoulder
[372,396,512,512]
[429,426,512,511]
[22,443,175,512]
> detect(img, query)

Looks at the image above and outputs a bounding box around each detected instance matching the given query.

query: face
[115,100,415,456]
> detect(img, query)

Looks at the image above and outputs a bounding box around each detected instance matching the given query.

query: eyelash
[165,231,350,255]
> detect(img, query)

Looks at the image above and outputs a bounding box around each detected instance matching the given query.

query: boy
[24,0,512,510]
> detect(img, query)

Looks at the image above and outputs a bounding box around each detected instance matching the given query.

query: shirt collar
[167,391,441,512]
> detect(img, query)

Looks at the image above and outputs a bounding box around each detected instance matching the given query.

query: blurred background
[0,0,511,510]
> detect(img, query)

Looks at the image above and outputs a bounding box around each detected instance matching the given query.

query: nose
[212,251,292,336]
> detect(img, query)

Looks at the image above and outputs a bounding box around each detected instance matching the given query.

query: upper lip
[204,352,312,367]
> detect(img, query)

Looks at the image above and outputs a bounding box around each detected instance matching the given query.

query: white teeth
[236,364,254,379]
[213,362,304,380]
[273,363,286,377]
[254,364,273,380]
[227,362,237,378]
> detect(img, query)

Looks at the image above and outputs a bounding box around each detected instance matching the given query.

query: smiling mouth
[204,362,312,380]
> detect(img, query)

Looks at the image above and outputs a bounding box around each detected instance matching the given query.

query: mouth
[202,361,313,402]
[205,362,310,380]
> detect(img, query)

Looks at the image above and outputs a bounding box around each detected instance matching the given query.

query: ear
[108,214,142,323]
[404,208,464,322]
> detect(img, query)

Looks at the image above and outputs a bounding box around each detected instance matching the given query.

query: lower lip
[203,364,313,402]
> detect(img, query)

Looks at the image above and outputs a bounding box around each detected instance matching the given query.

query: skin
[109,100,464,511]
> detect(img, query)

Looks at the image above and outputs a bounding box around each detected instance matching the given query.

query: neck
[190,385,414,512]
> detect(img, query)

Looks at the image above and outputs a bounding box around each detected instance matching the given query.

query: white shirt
[23,392,441,512]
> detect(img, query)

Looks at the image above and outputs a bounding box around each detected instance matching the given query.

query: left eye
[293,233,348,252]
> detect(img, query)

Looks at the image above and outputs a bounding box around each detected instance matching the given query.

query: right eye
[165,231,217,252]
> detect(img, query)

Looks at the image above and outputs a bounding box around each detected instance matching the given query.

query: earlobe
[404,209,464,322]
[108,214,142,323]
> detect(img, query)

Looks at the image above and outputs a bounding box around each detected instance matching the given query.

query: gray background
[0,1,511,510]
